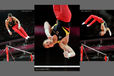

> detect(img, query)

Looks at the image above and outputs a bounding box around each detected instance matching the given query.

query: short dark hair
[8,13,12,17]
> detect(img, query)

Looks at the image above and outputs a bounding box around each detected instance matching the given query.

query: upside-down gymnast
[43,5,76,59]
[82,15,112,36]
[5,13,30,39]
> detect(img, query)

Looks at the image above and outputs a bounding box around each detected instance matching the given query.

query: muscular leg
[59,35,76,58]
[88,19,97,27]
[53,5,71,22]
[12,25,26,39]
[19,26,28,37]
[84,15,97,27]
[84,15,94,24]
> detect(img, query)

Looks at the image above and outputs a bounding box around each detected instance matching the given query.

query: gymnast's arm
[44,21,52,39]
[106,27,112,36]
[5,20,12,35]
[59,35,76,58]
[59,42,76,58]
[101,23,112,36]
[13,16,20,25]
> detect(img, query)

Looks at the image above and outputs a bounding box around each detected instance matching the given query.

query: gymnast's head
[43,39,54,48]
[8,13,13,21]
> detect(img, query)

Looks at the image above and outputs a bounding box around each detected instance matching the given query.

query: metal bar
[0,36,34,46]
[81,37,114,43]
[7,45,32,54]
[82,44,107,56]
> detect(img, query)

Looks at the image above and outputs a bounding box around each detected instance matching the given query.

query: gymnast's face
[8,16,12,22]
[43,39,54,48]
[100,31,105,36]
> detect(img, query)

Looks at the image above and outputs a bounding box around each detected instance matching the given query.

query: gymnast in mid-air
[82,15,112,36]
[43,5,76,59]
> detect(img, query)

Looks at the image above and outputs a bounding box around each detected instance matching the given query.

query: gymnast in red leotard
[82,15,112,36]
[5,13,30,39]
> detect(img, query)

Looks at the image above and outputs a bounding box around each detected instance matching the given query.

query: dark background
[35,5,80,70]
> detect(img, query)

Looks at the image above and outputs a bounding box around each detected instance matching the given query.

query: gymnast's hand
[9,31,12,35]
[63,51,70,59]
[18,24,21,29]
[48,35,55,40]
[48,35,57,41]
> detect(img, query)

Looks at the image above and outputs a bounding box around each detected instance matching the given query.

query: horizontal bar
[0,36,34,46]
[81,37,114,42]
[85,45,114,52]
[7,45,32,54]
[82,44,107,56]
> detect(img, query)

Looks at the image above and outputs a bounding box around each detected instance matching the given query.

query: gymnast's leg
[82,15,97,27]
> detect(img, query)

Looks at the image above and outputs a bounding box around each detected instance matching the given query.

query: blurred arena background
[81,10,114,61]
[0,10,34,61]
[35,5,80,71]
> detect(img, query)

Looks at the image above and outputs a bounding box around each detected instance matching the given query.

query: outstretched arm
[101,23,106,32]
[59,35,75,58]
[106,28,112,36]
[5,20,12,35]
